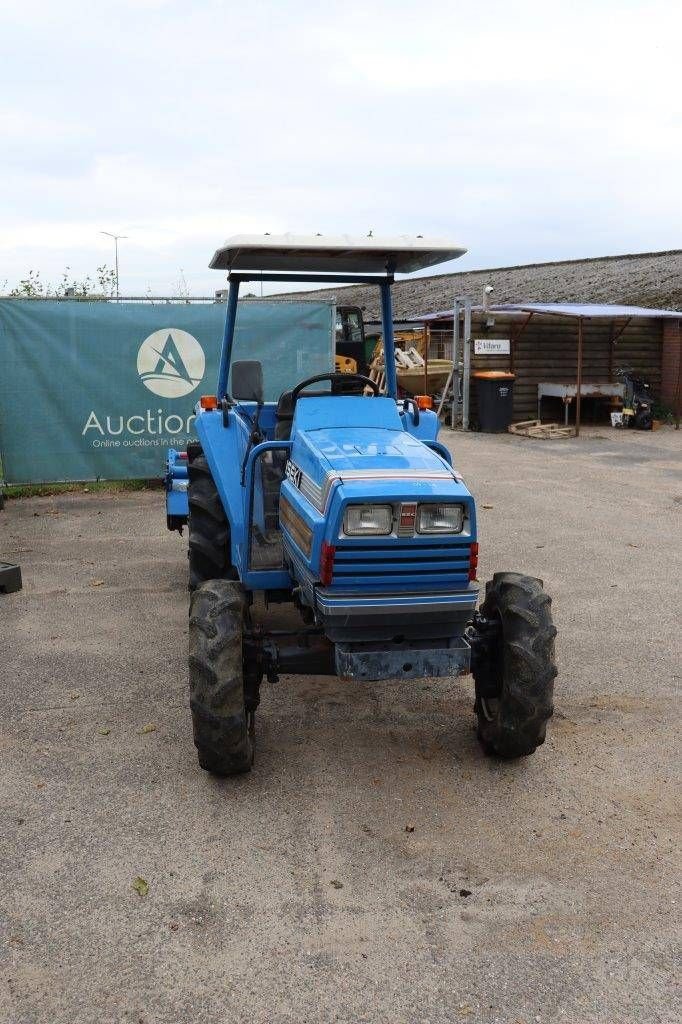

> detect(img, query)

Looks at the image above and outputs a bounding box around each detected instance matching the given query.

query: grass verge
[1,479,158,499]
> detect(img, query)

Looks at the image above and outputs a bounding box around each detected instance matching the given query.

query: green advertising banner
[0,299,334,484]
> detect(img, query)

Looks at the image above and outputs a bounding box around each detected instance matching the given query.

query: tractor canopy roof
[209,233,466,275]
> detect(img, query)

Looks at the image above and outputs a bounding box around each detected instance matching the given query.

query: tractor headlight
[417,503,465,534]
[344,504,393,536]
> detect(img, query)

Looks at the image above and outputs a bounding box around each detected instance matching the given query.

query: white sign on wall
[474,338,511,355]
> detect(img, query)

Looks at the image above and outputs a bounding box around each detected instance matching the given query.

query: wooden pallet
[509,419,575,439]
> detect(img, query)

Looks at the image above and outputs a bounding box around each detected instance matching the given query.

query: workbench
[537,382,624,425]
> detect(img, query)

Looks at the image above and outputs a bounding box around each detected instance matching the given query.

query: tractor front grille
[332,539,471,589]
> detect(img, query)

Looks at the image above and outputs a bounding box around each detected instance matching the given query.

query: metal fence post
[462,298,472,431]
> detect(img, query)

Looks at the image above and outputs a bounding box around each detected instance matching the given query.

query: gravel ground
[1,427,680,1024]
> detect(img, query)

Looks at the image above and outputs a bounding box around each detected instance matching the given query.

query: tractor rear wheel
[471,572,557,758]
[187,443,235,590]
[188,579,253,775]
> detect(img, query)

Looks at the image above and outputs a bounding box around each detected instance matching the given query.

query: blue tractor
[166,235,557,775]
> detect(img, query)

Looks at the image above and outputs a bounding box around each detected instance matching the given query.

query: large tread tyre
[187,445,236,591]
[189,579,253,776]
[473,572,557,759]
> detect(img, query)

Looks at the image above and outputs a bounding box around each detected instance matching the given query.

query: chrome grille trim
[299,472,325,510]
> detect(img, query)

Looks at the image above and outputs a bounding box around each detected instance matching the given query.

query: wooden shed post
[671,331,675,428]
[575,317,584,436]
[607,320,615,380]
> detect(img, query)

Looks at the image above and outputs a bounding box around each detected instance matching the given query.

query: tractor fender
[401,407,440,442]
[194,409,250,571]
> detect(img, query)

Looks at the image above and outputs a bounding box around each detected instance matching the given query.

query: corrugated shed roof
[280,250,682,319]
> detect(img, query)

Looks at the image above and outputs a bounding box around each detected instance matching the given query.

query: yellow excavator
[334,306,366,375]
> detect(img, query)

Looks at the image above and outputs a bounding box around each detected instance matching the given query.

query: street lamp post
[100,231,127,300]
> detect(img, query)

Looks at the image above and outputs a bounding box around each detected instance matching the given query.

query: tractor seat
[274,389,295,440]
[274,388,329,440]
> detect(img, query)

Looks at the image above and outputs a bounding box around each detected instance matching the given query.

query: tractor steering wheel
[290,372,380,405]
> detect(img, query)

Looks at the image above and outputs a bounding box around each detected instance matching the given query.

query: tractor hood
[288,395,456,483]
[277,397,477,640]
[287,396,467,502]
[289,425,472,513]
[305,426,446,475]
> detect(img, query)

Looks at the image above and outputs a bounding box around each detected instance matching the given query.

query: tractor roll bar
[217,278,240,401]
[379,280,398,399]
[216,271,399,402]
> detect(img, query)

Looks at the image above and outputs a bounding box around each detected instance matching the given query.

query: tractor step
[0,562,22,594]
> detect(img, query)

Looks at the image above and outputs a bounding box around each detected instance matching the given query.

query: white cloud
[1,0,680,295]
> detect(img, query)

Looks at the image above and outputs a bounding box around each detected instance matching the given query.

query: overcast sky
[1,0,680,296]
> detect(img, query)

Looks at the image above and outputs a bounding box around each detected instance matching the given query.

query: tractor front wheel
[189,579,253,776]
[471,572,557,758]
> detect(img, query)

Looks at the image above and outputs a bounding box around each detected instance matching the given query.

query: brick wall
[661,319,681,415]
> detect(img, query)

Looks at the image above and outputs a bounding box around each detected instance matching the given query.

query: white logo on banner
[137,328,205,398]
